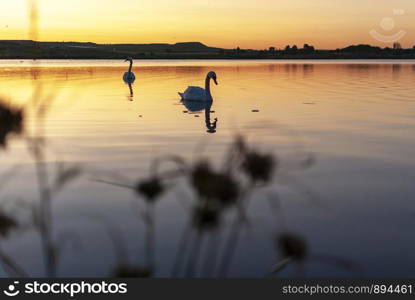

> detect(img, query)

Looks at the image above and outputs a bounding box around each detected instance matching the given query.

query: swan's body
[123,72,135,83]
[123,58,136,84]
[182,97,209,112]
[179,86,207,102]
[179,71,218,102]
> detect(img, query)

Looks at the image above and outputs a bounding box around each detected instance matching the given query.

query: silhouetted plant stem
[201,230,221,278]
[170,221,192,277]
[144,202,156,271]
[217,184,255,278]
[104,221,129,266]
[26,0,57,277]
[32,141,56,278]
[185,231,205,278]
[217,222,240,278]
[0,245,28,277]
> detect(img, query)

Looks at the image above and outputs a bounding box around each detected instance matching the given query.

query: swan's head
[125,57,133,62]
[207,71,218,85]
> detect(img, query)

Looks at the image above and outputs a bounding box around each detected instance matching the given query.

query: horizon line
[0,39,412,51]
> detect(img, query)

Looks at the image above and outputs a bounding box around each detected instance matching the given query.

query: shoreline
[1,41,414,60]
[1,57,415,60]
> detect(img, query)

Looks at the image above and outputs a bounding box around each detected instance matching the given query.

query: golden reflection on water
[0,60,414,167]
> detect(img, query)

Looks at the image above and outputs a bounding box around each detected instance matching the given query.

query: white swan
[179,71,218,102]
[123,57,136,83]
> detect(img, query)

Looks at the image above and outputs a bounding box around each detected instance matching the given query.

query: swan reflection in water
[204,101,218,133]
[181,99,218,133]
[126,83,134,101]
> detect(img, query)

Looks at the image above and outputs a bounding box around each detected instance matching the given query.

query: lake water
[0,59,414,278]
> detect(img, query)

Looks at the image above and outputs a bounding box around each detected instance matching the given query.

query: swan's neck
[128,60,133,73]
[205,76,212,99]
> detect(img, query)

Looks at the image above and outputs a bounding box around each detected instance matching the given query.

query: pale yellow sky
[0,0,414,49]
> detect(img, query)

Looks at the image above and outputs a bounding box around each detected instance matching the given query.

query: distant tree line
[234,44,316,54]
[229,43,415,59]
[0,40,415,59]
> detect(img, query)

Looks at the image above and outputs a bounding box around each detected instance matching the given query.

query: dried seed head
[0,212,18,238]
[241,151,276,183]
[190,160,239,207]
[192,206,220,231]
[277,233,308,261]
[135,177,165,202]
[0,102,24,149]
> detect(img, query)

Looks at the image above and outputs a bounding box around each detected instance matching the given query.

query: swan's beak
[213,78,218,85]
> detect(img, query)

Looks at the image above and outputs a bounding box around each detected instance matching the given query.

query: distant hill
[0,40,222,59]
[0,40,414,59]
[341,44,383,53]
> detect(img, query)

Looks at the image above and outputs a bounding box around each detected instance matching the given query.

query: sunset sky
[0,0,414,49]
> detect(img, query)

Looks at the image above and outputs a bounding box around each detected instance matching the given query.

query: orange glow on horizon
[0,0,414,49]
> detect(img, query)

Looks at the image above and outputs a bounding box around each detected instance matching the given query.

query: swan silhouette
[179,71,218,102]
[180,75,218,134]
[123,57,136,84]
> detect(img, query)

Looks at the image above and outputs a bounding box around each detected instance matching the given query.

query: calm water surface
[0,60,414,277]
